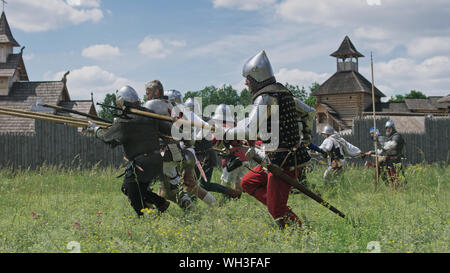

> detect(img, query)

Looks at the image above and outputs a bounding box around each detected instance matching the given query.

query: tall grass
[0,163,448,253]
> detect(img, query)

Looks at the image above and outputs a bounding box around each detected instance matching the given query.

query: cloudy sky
[6,0,450,104]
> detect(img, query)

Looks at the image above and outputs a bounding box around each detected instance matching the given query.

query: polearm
[370,52,379,187]
[96,102,216,132]
[40,103,112,124]
[0,106,110,129]
[0,106,111,128]
[246,147,346,218]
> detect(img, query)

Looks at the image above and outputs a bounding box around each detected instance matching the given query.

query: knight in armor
[223,50,311,229]
[317,125,362,181]
[88,85,170,217]
[210,104,247,199]
[185,98,242,199]
[364,127,385,168]
[144,80,217,208]
[365,120,406,187]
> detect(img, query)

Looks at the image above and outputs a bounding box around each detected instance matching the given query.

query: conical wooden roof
[0,12,19,46]
[330,36,363,58]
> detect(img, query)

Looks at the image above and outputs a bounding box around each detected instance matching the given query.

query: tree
[98,92,119,121]
[405,90,427,99]
[239,88,252,106]
[305,82,319,107]
[184,85,242,108]
[388,90,427,102]
[285,83,307,101]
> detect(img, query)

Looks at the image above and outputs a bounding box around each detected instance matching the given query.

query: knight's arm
[382,135,399,151]
[225,94,275,140]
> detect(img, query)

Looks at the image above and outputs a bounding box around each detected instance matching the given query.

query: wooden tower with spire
[0,11,28,96]
[311,36,385,132]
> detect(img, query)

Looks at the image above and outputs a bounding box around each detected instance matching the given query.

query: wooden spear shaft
[0,106,111,127]
[0,108,109,129]
[370,52,379,187]
[127,107,216,132]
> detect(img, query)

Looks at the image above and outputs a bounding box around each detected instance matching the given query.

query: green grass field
[0,163,448,253]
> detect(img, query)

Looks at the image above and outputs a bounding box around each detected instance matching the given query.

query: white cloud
[8,0,103,32]
[167,40,187,47]
[66,0,101,8]
[275,68,330,88]
[366,0,381,6]
[353,27,390,41]
[138,36,187,59]
[138,36,171,59]
[360,56,450,96]
[407,37,450,58]
[50,66,144,104]
[82,44,121,61]
[276,0,449,32]
[213,0,276,11]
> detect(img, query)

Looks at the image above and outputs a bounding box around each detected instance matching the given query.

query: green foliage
[184,85,243,107]
[405,90,427,99]
[285,83,308,101]
[388,94,405,103]
[0,164,448,253]
[388,90,427,103]
[98,93,119,121]
[239,88,252,107]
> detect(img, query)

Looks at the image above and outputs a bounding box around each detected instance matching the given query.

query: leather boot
[275,209,302,229]
[225,187,242,199]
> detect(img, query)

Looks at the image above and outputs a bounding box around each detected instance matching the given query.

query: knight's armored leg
[183,150,216,206]
[160,161,193,209]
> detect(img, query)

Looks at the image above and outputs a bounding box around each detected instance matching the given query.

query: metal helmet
[321,125,334,135]
[242,50,274,82]
[385,120,395,129]
[184,97,201,112]
[143,99,171,116]
[212,104,234,123]
[116,85,139,105]
[165,89,182,104]
[369,127,380,136]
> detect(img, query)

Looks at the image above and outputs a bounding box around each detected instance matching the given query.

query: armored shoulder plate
[143,99,171,116]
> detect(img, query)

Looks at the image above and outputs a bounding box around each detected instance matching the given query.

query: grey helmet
[385,120,395,130]
[212,104,234,123]
[143,99,171,117]
[165,89,182,104]
[242,50,274,82]
[321,125,335,135]
[116,85,139,105]
[184,97,201,112]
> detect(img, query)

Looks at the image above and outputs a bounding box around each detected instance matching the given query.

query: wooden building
[0,12,97,134]
[311,36,385,132]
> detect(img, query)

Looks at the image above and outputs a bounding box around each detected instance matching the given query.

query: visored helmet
[116,85,139,105]
[242,50,274,83]
[212,104,234,123]
[165,89,182,104]
[321,125,334,135]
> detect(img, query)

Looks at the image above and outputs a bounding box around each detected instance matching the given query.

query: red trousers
[241,165,299,221]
